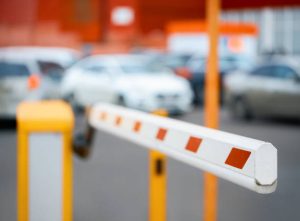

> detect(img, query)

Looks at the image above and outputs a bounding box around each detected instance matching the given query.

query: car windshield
[119,59,170,74]
[0,62,30,77]
[164,54,191,68]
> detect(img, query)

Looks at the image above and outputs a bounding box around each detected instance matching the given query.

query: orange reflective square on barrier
[133,121,142,132]
[185,137,202,153]
[100,112,107,121]
[156,128,167,141]
[115,116,123,126]
[225,147,251,169]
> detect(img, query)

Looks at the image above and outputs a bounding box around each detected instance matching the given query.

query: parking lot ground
[1,108,300,221]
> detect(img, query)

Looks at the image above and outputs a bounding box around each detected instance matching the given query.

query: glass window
[119,60,170,74]
[164,54,191,68]
[0,62,30,77]
[250,65,273,77]
[251,64,298,79]
[85,64,109,73]
[38,61,64,76]
[273,65,298,79]
[78,57,115,73]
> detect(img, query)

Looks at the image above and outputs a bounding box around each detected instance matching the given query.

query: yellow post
[17,101,74,221]
[204,0,220,221]
[149,109,168,221]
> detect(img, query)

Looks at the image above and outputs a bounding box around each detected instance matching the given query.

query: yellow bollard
[204,0,220,221]
[149,109,168,221]
[17,101,74,221]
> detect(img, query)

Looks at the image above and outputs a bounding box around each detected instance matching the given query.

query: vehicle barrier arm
[89,103,277,194]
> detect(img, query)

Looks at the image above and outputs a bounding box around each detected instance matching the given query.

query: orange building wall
[138,0,205,34]
[0,0,36,24]
[37,0,62,21]
[1,0,300,45]
[37,0,102,42]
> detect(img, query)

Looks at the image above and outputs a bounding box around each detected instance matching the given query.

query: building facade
[222,7,300,55]
[1,0,300,52]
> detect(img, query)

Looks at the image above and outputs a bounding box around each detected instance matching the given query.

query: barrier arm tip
[254,143,277,194]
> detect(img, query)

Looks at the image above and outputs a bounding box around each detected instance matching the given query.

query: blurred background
[0,0,300,220]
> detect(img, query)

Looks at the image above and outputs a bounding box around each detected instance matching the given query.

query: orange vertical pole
[149,110,168,221]
[204,0,220,221]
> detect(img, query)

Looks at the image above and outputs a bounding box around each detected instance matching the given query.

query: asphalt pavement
[1,108,299,221]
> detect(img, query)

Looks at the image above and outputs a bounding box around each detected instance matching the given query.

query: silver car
[0,47,79,118]
[0,60,45,118]
[224,56,300,120]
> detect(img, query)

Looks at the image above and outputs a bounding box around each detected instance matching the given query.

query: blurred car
[131,49,192,78]
[61,54,193,114]
[0,46,80,118]
[224,56,300,120]
[0,60,45,119]
[185,54,253,105]
[162,53,192,74]
[1,47,80,96]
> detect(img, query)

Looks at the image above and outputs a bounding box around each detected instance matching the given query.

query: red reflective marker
[156,128,167,141]
[185,137,202,153]
[225,148,251,169]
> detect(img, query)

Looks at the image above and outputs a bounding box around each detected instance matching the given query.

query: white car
[61,54,193,114]
[0,46,80,118]
[224,56,300,120]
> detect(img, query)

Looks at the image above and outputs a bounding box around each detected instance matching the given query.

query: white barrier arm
[89,103,277,194]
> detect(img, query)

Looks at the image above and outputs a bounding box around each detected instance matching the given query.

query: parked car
[61,54,193,114]
[0,60,44,119]
[224,56,300,120]
[0,46,80,118]
[131,50,192,78]
[185,54,253,105]
[162,53,192,72]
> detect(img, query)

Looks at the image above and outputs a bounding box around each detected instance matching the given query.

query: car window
[250,66,273,77]
[38,61,64,76]
[0,62,30,77]
[164,55,190,68]
[273,65,298,79]
[85,64,109,73]
[76,57,113,74]
[117,58,171,74]
[251,65,298,79]
[120,61,170,74]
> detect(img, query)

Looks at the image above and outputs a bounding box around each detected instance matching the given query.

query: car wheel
[231,97,253,121]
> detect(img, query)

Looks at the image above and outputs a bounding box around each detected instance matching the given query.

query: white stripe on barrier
[89,103,277,194]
